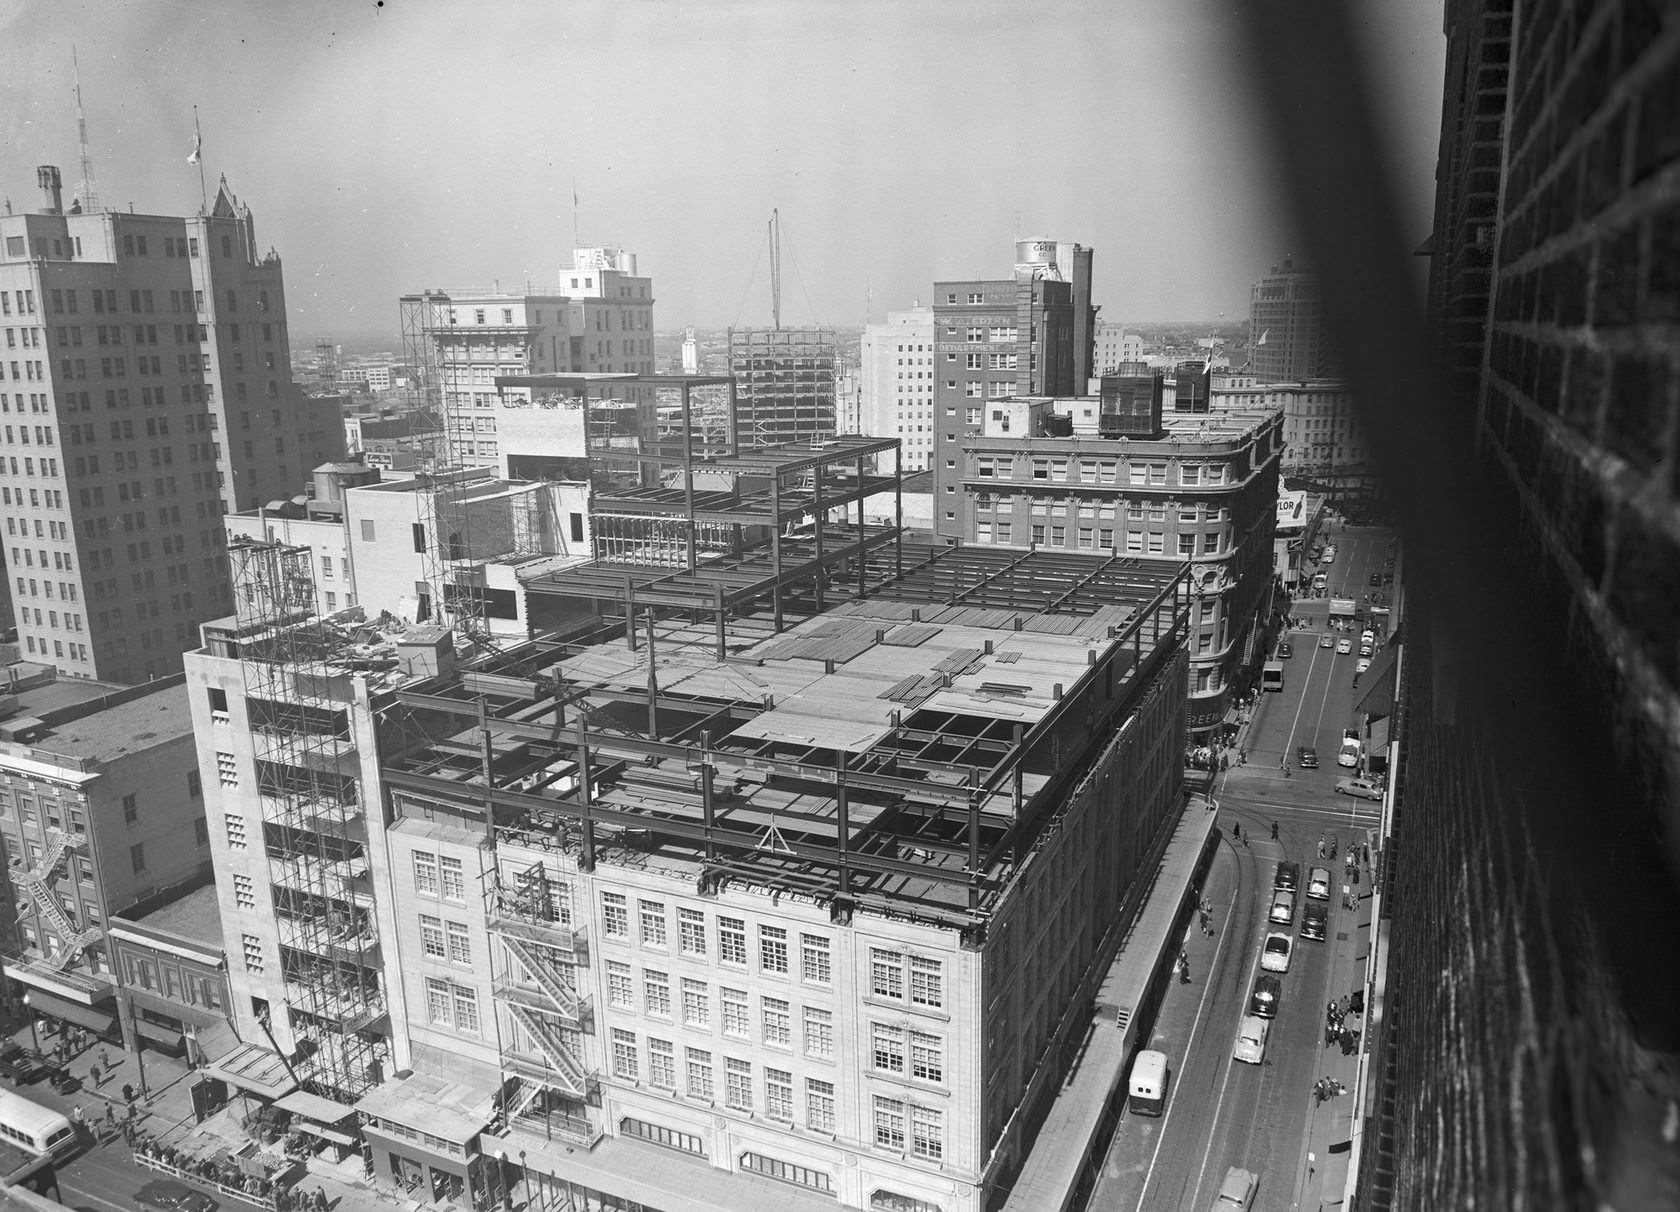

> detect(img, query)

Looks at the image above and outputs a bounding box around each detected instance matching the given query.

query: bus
[0,1089,77,1160]
[1128,1049,1169,1117]
[1262,661,1285,692]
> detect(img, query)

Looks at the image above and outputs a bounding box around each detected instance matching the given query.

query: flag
[187,114,202,166]
[1258,329,1269,346]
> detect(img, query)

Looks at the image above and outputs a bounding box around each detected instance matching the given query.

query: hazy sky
[1,0,1446,339]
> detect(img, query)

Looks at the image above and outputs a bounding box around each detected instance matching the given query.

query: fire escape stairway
[14,831,100,968]
[500,935,580,1021]
[506,1003,590,1098]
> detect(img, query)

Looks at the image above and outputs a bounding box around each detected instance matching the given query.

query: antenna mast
[769,208,781,331]
[72,47,99,213]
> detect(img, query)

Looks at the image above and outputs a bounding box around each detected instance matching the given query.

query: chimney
[36,166,62,215]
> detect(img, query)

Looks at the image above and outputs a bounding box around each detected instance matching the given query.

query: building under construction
[727,327,838,446]
[184,372,1192,1210]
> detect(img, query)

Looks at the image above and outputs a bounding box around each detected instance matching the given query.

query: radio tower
[72,47,99,213]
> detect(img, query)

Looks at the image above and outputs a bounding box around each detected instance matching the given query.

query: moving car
[1260,931,1293,973]
[1356,658,1372,674]
[1322,545,1337,563]
[1268,890,1295,925]
[1307,865,1332,900]
[1336,776,1385,800]
[1319,633,1334,649]
[135,1180,218,1212]
[1212,1166,1258,1211]
[1232,1015,1269,1065]
[1274,860,1300,893]
[1297,745,1319,769]
[1301,901,1329,940]
[1277,641,1293,659]
[1369,572,1382,586]
[1336,637,1353,655]
[1249,974,1282,1018]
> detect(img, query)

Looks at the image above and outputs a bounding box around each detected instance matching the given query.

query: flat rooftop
[122,882,224,947]
[15,681,195,760]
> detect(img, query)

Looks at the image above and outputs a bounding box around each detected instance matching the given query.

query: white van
[1129,1049,1169,1117]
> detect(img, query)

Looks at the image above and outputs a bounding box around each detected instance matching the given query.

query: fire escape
[10,828,102,970]
[232,539,390,1104]
[485,859,598,1141]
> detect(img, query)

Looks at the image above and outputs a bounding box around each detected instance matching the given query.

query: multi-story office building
[954,393,1282,731]
[1092,322,1144,375]
[0,169,345,682]
[0,675,211,1048]
[931,240,1096,539]
[859,306,936,469]
[1209,372,1370,476]
[1249,256,1335,382]
[726,328,837,445]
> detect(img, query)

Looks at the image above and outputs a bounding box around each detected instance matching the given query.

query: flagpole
[193,106,207,214]
[571,179,579,249]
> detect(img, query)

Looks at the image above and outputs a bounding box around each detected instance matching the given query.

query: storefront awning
[24,989,116,1036]
[135,1019,186,1051]
[294,1120,356,1147]
[277,1090,356,1124]
[206,1042,298,1099]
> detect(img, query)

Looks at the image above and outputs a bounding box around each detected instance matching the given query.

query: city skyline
[2,0,1446,340]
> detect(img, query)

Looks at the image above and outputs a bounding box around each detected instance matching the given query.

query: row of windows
[412,850,467,901]
[600,894,833,981]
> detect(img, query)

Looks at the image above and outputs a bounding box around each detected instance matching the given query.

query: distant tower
[681,327,698,373]
[72,48,99,213]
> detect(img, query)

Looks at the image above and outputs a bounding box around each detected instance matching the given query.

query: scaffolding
[398,292,449,418]
[229,538,389,1105]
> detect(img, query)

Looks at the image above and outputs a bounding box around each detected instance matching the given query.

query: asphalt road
[1089,526,1393,1212]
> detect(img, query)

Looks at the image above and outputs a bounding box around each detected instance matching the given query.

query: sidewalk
[1297,867,1375,1210]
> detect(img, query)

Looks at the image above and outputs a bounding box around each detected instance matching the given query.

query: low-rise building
[107,877,232,1060]
[0,675,210,1048]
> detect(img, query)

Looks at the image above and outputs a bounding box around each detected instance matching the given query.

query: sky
[0,0,1446,341]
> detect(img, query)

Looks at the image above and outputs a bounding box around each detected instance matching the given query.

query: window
[606,960,633,1008]
[439,855,465,901]
[762,997,790,1047]
[224,813,248,849]
[611,1029,639,1080]
[644,969,671,1016]
[804,1005,834,1058]
[801,934,831,984]
[722,987,749,1037]
[686,1048,713,1100]
[911,1031,944,1083]
[413,851,438,896]
[871,948,904,1000]
[602,892,628,937]
[187,769,202,799]
[725,1058,753,1111]
[622,1115,704,1155]
[911,956,944,1008]
[807,1077,836,1132]
[759,924,788,973]
[718,916,747,965]
[872,1023,906,1073]
[681,978,709,1027]
[648,1038,675,1089]
[639,900,667,947]
[420,915,446,959]
[122,793,138,823]
[446,920,471,964]
[912,1106,944,1160]
[130,843,146,873]
[874,1096,906,1151]
[678,907,706,956]
[242,933,264,974]
[233,874,255,910]
[764,1069,794,1121]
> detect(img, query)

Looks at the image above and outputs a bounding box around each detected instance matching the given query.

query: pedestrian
[103,1101,115,1127]
[1232,821,1240,841]
[1238,748,1246,765]
[1240,826,1249,847]
[1179,956,1191,984]
[98,1047,110,1070]
[1317,833,1325,859]
[89,1062,100,1086]
[1271,820,1279,840]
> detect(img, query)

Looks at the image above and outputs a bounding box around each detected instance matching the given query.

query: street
[1089,525,1392,1211]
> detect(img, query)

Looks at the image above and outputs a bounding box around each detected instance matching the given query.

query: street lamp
[20,992,38,1053]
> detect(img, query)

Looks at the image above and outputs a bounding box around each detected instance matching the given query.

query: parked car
[1273,860,1300,893]
[1232,1015,1269,1065]
[1322,546,1337,563]
[1359,643,1374,659]
[1268,890,1295,925]
[1307,865,1332,900]
[1336,637,1353,655]
[1277,641,1293,659]
[135,1179,219,1212]
[1336,776,1385,800]
[1301,901,1329,940]
[1212,1166,1258,1210]
[1360,629,1375,645]
[1249,974,1282,1019]
[1297,745,1319,769]
[1260,932,1293,973]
